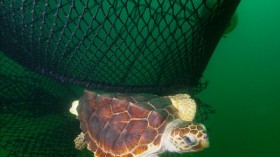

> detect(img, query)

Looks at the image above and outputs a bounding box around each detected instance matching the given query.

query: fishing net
[0,0,239,156]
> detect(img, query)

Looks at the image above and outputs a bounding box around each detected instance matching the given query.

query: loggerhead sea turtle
[70,90,209,157]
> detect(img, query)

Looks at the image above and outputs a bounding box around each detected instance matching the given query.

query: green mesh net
[0,0,239,156]
[0,0,239,93]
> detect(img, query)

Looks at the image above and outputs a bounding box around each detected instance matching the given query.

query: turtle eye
[183,134,197,146]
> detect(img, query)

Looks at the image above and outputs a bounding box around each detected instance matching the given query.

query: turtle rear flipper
[74,132,87,150]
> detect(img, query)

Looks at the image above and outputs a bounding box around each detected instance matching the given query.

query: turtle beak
[200,137,209,148]
[192,134,209,151]
[201,133,209,148]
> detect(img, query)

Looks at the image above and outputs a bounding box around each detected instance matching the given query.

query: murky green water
[196,0,280,156]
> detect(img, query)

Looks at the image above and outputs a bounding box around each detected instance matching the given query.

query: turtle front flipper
[168,94,197,121]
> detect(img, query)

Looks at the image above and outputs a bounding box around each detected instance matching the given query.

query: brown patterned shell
[76,90,180,157]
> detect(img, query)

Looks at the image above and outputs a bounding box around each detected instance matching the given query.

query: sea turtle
[70,90,209,157]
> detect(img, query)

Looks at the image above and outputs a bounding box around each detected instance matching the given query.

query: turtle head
[165,121,209,153]
[165,94,209,153]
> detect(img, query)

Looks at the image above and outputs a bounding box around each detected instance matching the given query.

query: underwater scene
[0,0,279,157]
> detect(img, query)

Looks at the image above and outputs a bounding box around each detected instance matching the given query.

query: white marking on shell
[69,100,79,117]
